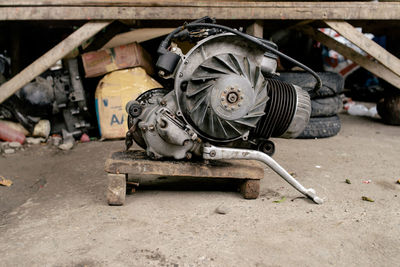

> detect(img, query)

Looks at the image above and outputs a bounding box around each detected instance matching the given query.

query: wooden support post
[0,20,112,104]
[324,20,400,78]
[10,24,22,76]
[246,20,264,38]
[107,173,127,206]
[299,25,400,89]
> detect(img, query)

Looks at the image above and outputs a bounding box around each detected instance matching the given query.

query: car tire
[297,115,341,139]
[278,71,344,99]
[311,96,343,117]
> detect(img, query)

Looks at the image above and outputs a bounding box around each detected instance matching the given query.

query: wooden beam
[102,28,174,49]
[0,1,397,8]
[325,20,400,78]
[82,20,129,52]
[0,2,399,20]
[0,21,112,104]
[0,0,248,6]
[299,25,400,89]
[246,20,263,38]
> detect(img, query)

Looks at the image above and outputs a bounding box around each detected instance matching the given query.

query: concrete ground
[1,113,400,266]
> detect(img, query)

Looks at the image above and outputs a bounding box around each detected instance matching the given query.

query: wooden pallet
[104,150,265,205]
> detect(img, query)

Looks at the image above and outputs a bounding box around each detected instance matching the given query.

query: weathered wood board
[1,2,400,20]
[105,150,265,180]
[299,25,400,89]
[325,20,400,78]
[102,28,175,49]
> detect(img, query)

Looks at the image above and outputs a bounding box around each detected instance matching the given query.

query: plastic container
[347,104,369,116]
[346,102,378,118]
[33,120,51,138]
[0,121,26,144]
[95,67,161,139]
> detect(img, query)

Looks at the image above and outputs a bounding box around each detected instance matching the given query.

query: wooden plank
[0,0,247,6]
[0,21,112,104]
[299,25,400,89]
[246,20,263,38]
[83,20,129,52]
[0,2,400,20]
[105,151,265,179]
[102,28,174,49]
[325,20,400,78]
[0,1,397,8]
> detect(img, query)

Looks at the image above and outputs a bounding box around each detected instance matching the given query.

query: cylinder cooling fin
[171,32,311,144]
[254,79,311,139]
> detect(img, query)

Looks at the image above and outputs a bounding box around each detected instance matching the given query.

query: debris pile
[0,40,157,150]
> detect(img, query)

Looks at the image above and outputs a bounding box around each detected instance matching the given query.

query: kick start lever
[203,145,323,204]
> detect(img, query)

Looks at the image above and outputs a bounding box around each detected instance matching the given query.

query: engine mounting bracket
[203,144,323,204]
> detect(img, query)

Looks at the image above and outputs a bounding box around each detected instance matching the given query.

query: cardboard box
[81,42,154,78]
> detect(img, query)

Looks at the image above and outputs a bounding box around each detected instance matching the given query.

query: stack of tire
[278,72,344,139]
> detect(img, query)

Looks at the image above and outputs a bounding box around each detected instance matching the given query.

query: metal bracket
[203,144,323,204]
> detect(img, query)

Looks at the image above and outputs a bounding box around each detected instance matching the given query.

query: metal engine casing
[126,33,311,159]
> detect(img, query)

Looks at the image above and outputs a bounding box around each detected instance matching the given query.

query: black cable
[159,22,322,92]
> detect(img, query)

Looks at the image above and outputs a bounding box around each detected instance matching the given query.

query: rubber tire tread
[297,115,341,139]
[278,72,344,99]
[311,96,343,117]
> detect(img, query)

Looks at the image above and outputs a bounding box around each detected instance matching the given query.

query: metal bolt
[221,97,225,101]
[209,150,216,157]
[184,60,189,65]
[240,96,244,100]
[224,105,228,108]
[227,92,238,103]
[158,70,165,77]
[186,152,192,159]
[179,72,183,77]
[159,120,167,128]
[160,100,167,106]
[148,125,155,131]
[238,103,241,107]
[237,89,241,92]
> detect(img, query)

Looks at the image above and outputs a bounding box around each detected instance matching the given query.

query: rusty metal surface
[105,150,264,179]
